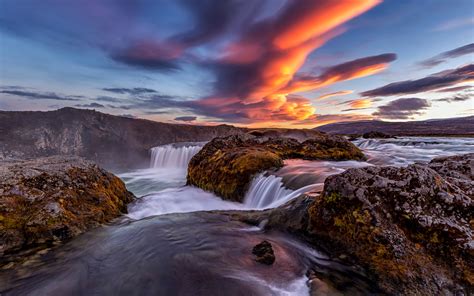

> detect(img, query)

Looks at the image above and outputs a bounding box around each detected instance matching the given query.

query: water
[2,137,472,295]
[150,142,204,168]
[354,137,474,166]
[0,213,378,295]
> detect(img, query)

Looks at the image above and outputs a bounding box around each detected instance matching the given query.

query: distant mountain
[315,116,474,136]
[0,108,244,169]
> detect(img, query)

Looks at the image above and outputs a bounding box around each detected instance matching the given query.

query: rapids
[2,137,473,295]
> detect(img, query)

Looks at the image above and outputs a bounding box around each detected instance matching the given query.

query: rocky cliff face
[0,108,244,169]
[0,156,135,265]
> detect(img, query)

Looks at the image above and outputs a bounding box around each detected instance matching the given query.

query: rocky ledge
[187,132,364,202]
[0,156,134,264]
[235,153,473,295]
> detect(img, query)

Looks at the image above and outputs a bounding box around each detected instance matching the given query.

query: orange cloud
[317,90,354,100]
[206,1,387,125]
[350,98,373,109]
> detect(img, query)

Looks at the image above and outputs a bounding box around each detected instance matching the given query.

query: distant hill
[315,116,474,136]
[0,108,244,169]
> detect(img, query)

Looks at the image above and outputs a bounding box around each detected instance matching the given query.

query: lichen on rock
[0,156,135,265]
[187,132,364,202]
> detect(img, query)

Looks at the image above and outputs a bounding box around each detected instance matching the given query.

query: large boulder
[231,154,473,294]
[0,156,135,264]
[187,133,364,202]
[306,153,473,294]
[362,131,394,139]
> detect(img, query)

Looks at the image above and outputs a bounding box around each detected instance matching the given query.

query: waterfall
[243,174,320,209]
[150,144,203,168]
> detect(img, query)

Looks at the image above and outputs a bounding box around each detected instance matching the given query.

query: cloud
[317,90,353,100]
[294,113,372,126]
[361,64,474,97]
[102,87,158,95]
[419,43,474,68]
[373,98,431,119]
[434,18,474,32]
[434,85,472,93]
[119,114,137,119]
[74,102,105,108]
[435,94,472,103]
[174,116,197,122]
[0,90,79,101]
[111,40,182,71]
[277,53,397,94]
[349,99,372,109]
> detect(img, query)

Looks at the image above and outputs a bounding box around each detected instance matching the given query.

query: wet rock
[362,131,394,139]
[187,133,364,201]
[252,240,275,265]
[0,155,135,264]
[307,153,474,294]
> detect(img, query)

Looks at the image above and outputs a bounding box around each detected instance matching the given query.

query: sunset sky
[0,0,472,127]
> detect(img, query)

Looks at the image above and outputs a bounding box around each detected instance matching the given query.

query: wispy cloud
[434,94,472,103]
[0,89,80,101]
[361,64,474,97]
[317,90,353,100]
[419,43,474,68]
[75,102,105,108]
[373,98,431,119]
[174,116,197,122]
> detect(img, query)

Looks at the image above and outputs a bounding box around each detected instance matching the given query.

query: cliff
[0,108,244,169]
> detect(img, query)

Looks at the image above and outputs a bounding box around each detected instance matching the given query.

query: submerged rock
[252,240,275,265]
[0,156,134,264]
[187,133,364,202]
[362,131,394,139]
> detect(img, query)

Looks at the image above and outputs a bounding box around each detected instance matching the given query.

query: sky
[0,0,473,128]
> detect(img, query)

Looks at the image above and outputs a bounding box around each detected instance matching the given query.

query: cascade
[150,144,203,168]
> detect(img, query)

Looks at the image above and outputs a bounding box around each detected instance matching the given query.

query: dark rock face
[187,133,364,202]
[0,108,243,169]
[307,153,474,294]
[0,156,135,264]
[362,131,393,139]
[252,240,275,265]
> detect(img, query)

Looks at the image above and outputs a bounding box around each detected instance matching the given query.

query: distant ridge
[315,116,474,136]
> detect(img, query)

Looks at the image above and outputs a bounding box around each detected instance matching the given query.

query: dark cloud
[174,116,197,122]
[435,85,472,93]
[419,43,474,68]
[361,64,474,97]
[0,90,79,101]
[96,96,123,103]
[102,87,157,95]
[75,102,105,108]
[119,114,137,119]
[435,94,472,103]
[373,98,431,119]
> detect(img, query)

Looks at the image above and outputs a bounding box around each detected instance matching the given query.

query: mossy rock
[307,154,474,294]
[0,156,135,265]
[187,133,365,201]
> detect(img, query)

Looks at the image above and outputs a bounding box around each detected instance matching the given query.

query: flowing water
[2,137,472,295]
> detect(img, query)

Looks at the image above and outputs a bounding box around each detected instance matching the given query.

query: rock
[252,240,275,265]
[187,133,364,202]
[0,156,135,264]
[0,108,244,169]
[231,153,473,294]
[306,153,474,294]
[362,131,394,139]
